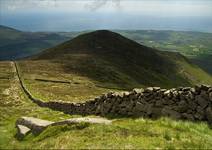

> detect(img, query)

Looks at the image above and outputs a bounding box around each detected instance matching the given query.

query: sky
[0,0,212,32]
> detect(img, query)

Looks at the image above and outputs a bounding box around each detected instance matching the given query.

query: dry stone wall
[14,62,212,124]
[44,85,212,124]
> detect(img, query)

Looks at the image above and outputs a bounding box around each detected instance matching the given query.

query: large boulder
[15,116,113,140]
[52,117,112,126]
[16,117,54,134]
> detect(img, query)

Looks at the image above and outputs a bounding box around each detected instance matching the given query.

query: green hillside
[32,30,212,89]
[1,30,212,149]
[1,25,212,74]
[0,59,211,149]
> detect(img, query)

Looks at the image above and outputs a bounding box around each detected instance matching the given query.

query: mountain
[1,25,212,75]
[31,30,212,88]
[0,25,77,60]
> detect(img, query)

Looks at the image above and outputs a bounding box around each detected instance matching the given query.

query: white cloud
[1,0,212,17]
[120,0,212,16]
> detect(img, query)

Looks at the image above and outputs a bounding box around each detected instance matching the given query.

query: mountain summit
[36,30,158,56]
[32,30,212,88]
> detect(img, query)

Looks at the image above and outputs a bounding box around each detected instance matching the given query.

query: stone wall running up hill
[43,85,212,124]
[15,60,212,124]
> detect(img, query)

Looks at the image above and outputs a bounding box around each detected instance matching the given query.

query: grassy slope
[17,57,212,103]
[190,54,212,74]
[1,25,212,74]
[21,118,212,149]
[1,30,212,148]
[0,61,72,148]
[13,30,211,103]
[0,62,212,149]
[17,60,116,102]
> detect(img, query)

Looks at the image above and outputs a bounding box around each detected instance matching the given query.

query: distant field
[116,30,212,74]
[117,30,212,56]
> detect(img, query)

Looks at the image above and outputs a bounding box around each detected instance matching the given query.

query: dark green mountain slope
[116,30,212,74]
[1,25,212,75]
[0,25,77,60]
[32,30,212,88]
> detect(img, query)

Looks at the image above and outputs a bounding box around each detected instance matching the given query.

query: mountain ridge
[31,30,212,88]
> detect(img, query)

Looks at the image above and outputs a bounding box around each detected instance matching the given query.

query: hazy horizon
[1,0,212,32]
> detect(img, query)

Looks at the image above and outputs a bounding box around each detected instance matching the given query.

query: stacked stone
[71,85,212,124]
[15,61,212,123]
[22,82,212,124]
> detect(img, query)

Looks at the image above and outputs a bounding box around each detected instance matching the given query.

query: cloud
[0,0,121,11]
[1,0,212,17]
[84,0,121,11]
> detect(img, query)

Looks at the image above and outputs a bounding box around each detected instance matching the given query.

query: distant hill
[31,30,212,88]
[0,25,78,60]
[1,25,212,75]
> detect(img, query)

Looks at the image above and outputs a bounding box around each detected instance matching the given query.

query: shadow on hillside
[54,50,191,90]
[190,54,212,75]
